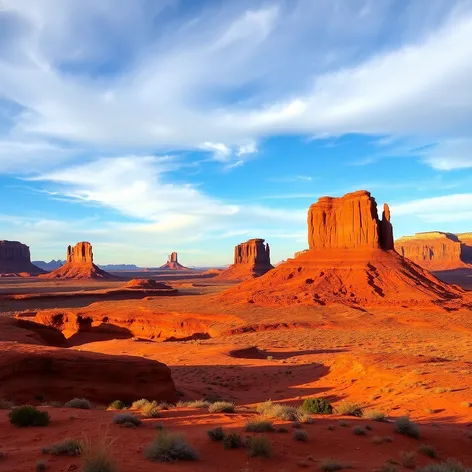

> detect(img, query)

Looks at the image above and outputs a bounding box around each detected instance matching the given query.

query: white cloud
[422,139,472,170]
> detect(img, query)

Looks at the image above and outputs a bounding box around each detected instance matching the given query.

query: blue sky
[1,0,472,266]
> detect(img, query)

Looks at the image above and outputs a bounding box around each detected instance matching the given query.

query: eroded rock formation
[220,190,469,309]
[0,240,44,276]
[40,242,116,279]
[459,233,472,264]
[159,252,189,270]
[396,232,466,270]
[216,238,274,280]
[307,190,394,250]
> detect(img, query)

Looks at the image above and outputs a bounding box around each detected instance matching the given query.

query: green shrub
[223,432,243,449]
[319,458,347,471]
[8,406,50,427]
[208,401,235,413]
[107,400,126,410]
[293,430,308,442]
[363,409,386,422]
[256,400,298,420]
[335,401,363,417]
[144,430,199,462]
[302,398,333,414]
[394,416,420,439]
[207,427,225,441]
[419,444,438,458]
[247,436,272,458]
[416,460,472,472]
[43,438,83,456]
[112,413,141,426]
[64,398,91,409]
[245,420,274,433]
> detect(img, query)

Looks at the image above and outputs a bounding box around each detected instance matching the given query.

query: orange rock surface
[159,251,190,270]
[40,242,116,279]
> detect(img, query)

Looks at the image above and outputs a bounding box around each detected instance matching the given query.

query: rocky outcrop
[40,242,116,279]
[159,252,189,270]
[220,190,469,309]
[0,240,44,276]
[396,232,467,270]
[216,239,274,280]
[307,190,394,250]
[0,342,178,404]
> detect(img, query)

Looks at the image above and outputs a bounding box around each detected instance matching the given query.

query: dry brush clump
[419,444,439,458]
[144,430,199,463]
[208,401,235,413]
[64,398,92,410]
[80,431,118,472]
[107,400,126,411]
[363,409,386,422]
[318,458,349,471]
[247,436,272,458]
[416,460,472,472]
[293,430,309,442]
[176,399,210,408]
[245,419,275,433]
[207,427,225,441]
[8,405,50,427]
[42,438,83,456]
[223,432,243,449]
[335,401,363,417]
[256,400,298,421]
[140,400,162,418]
[112,413,142,427]
[394,416,420,439]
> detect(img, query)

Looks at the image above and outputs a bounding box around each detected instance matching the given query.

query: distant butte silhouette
[220,190,470,309]
[159,252,189,270]
[40,241,116,279]
[0,240,44,276]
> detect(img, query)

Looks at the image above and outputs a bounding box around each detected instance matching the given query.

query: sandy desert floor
[1,269,472,471]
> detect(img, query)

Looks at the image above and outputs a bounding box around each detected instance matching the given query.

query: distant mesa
[159,252,190,270]
[215,238,274,280]
[220,190,469,309]
[0,240,45,276]
[40,242,117,279]
[32,259,65,271]
[396,232,472,270]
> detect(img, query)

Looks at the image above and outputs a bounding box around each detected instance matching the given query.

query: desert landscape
[1,190,472,472]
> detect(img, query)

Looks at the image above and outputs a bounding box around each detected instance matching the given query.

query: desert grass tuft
[394,416,420,439]
[207,427,225,441]
[112,413,141,426]
[293,430,308,442]
[140,400,161,418]
[64,398,91,410]
[335,401,363,417]
[43,438,84,456]
[256,400,298,421]
[416,459,472,472]
[318,458,348,471]
[144,430,198,462]
[80,429,118,472]
[223,432,243,449]
[363,409,386,422]
[208,401,235,413]
[107,400,126,411]
[247,436,272,458]
[245,419,274,433]
[419,444,438,458]
[400,451,416,469]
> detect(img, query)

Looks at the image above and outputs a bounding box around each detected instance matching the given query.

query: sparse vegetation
[394,416,420,439]
[338,420,349,427]
[64,398,91,410]
[141,400,161,418]
[400,451,417,469]
[8,405,50,427]
[247,436,272,458]
[43,438,84,456]
[176,399,210,408]
[419,444,439,458]
[256,400,298,420]
[301,397,333,414]
[363,409,386,422]
[144,430,199,462]
[335,401,363,417]
[80,431,118,472]
[112,413,142,427]
[107,400,126,410]
[352,426,366,435]
[293,430,309,442]
[245,419,274,432]
[208,401,235,413]
[131,398,149,409]
[372,436,393,444]
[207,427,225,441]
[223,432,243,449]
[319,458,347,471]
[416,459,472,472]
[296,410,314,424]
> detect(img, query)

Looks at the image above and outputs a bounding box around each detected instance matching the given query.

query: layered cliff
[0,240,44,276]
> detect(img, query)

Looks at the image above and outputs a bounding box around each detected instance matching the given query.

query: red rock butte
[159,252,189,270]
[215,238,274,280]
[0,240,44,276]
[396,232,472,270]
[220,190,470,308]
[40,241,116,279]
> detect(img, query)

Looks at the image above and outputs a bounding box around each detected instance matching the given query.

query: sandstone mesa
[0,240,45,276]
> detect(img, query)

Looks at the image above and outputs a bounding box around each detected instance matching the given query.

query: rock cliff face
[307,190,394,250]
[458,233,472,264]
[216,239,274,280]
[159,252,189,270]
[0,240,44,276]
[396,232,466,270]
[220,190,469,309]
[40,242,116,279]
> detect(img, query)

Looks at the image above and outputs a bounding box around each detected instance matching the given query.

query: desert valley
[1,190,472,472]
